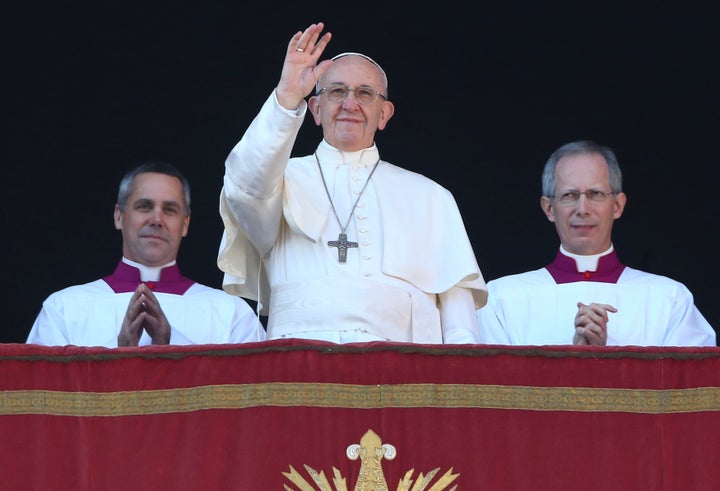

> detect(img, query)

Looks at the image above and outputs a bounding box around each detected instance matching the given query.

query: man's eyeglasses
[549,190,618,205]
[318,84,386,104]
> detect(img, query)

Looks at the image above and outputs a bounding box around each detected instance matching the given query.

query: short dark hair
[117,161,191,215]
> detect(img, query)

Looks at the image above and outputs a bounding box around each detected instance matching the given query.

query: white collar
[560,244,614,272]
[121,257,176,282]
[318,139,379,167]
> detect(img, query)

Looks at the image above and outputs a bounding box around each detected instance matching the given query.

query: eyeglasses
[318,84,387,104]
[549,190,618,205]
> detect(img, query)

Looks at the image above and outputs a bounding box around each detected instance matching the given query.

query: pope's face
[308,55,394,152]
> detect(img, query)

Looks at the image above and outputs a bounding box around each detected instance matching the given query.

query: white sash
[267,276,442,343]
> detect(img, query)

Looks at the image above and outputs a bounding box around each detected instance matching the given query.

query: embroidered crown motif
[282,429,460,490]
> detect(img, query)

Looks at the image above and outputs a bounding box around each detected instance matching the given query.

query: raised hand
[276,22,333,110]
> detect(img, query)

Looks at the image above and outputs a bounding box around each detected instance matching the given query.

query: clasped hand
[573,301,617,346]
[118,283,171,346]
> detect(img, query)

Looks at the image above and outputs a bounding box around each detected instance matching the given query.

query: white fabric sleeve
[438,285,482,344]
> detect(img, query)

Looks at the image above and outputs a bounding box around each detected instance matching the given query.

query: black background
[5,4,718,344]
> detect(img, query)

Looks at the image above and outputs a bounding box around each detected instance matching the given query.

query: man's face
[540,152,626,255]
[114,172,190,267]
[308,55,394,152]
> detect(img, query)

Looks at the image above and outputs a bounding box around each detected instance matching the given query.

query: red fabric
[2,340,719,490]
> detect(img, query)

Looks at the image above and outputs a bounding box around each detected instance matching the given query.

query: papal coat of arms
[282,429,459,490]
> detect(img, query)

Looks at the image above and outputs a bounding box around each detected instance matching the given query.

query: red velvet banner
[2,340,719,490]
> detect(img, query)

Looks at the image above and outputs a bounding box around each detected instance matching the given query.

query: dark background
[5,4,718,344]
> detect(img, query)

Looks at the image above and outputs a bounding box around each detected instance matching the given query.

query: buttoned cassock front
[218,92,487,344]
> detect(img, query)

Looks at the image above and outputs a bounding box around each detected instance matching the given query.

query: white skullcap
[316,52,389,94]
[331,52,388,86]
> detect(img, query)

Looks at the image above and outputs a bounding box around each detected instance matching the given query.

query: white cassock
[218,91,487,344]
[477,249,716,347]
[26,262,266,347]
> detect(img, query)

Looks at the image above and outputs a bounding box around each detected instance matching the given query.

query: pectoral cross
[328,232,358,263]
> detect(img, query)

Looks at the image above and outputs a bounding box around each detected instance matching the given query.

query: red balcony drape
[1,340,719,490]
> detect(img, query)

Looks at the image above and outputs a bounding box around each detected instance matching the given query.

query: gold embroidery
[282,429,459,491]
[3,384,719,416]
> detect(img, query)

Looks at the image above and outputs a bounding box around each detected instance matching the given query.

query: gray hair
[315,52,389,97]
[541,140,623,196]
[117,161,191,215]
